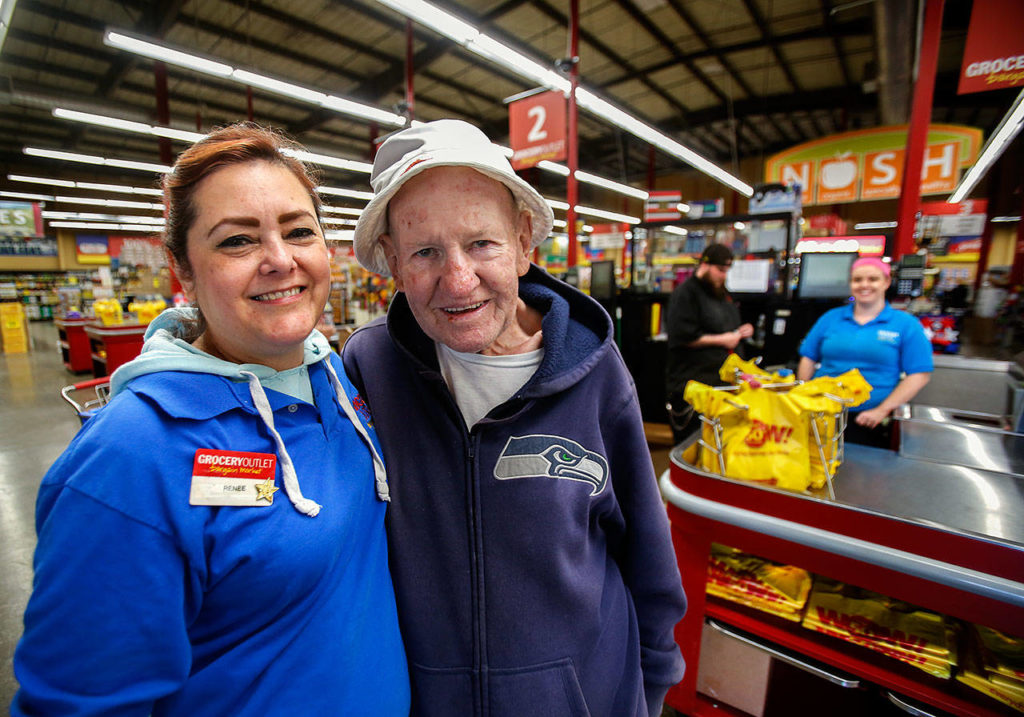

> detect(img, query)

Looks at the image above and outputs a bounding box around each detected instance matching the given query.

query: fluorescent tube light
[854,221,898,230]
[104,31,233,77]
[9,174,76,188]
[282,149,373,174]
[11,174,162,196]
[992,216,1021,223]
[575,206,640,224]
[25,147,171,173]
[0,190,53,201]
[55,196,163,210]
[48,221,160,232]
[949,88,1024,203]
[325,230,356,241]
[662,226,688,235]
[317,186,375,201]
[373,0,478,43]
[53,108,152,134]
[322,206,364,216]
[575,170,648,200]
[105,28,406,128]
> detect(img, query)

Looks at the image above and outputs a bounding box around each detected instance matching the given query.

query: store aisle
[0,322,85,706]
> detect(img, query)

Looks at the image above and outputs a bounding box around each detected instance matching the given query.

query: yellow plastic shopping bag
[718,354,793,386]
[791,369,872,487]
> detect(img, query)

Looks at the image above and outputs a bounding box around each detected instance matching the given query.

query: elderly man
[342,119,685,717]
[664,243,753,444]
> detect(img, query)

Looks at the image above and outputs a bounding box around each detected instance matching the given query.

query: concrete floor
[0,321,87,707]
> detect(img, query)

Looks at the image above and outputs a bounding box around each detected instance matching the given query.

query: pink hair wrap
[851,256,891,277]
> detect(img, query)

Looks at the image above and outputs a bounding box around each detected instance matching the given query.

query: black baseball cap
[699,243,733,267]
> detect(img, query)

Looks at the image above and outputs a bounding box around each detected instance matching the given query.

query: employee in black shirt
[664,243,753,444]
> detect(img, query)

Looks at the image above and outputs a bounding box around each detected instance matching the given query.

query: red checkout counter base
[661,442,1024,717]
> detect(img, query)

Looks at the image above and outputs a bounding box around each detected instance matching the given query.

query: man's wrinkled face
[381,167,532,354]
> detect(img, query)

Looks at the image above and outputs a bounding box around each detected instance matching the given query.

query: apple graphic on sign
[821,152,857,189]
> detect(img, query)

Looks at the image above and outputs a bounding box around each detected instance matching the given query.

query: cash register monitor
[797,252,858,299]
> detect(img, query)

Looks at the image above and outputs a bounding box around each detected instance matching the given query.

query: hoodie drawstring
[240,371,323,517]
[323,360,390,502]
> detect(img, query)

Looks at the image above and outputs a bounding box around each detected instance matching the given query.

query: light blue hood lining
[109,307,389,515]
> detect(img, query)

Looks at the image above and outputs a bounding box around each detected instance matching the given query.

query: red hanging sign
[958,0,1024,95]
[509,90,567,171]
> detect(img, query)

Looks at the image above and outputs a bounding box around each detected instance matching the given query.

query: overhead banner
[0,201,44,238]
[918,199,988,263]
[764,125,982,207]
[958,0,1024,95]
[509,90,566,171]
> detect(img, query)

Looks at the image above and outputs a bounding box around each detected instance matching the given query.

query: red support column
[153,61,172,165]
[893,0,945,259]
[566,0,580,269]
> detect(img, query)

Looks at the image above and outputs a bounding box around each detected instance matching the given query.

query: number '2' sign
[508,90,567,171]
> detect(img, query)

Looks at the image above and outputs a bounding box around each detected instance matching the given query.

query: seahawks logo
[494,435,609,496]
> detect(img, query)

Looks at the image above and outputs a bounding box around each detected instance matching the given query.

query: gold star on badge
[254,477,279,504]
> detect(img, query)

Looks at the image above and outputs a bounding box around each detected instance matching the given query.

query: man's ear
[380,234,404,291]
[515,211,533,277]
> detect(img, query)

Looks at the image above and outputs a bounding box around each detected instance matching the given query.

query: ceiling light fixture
[949,88,1024,204]
[48,221,161,232]
[25,146,171,173]
[104,29,407,128]
[373,0,753,197]
[854,221,898,230]
[992,216,1021,223]
[9,174,163,196]
[0,190,53,201]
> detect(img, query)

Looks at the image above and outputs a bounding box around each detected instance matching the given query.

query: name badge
[189,449,279,507]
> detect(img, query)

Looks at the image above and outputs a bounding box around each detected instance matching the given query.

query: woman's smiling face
[180,160,330,370]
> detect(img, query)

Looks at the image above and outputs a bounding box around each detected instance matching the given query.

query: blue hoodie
[13,308,409,716]
[343,266,686,717]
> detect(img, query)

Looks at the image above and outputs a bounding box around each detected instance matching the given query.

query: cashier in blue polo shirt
[797,256,932,447]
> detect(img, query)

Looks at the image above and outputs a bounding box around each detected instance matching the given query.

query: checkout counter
[660,354,1024,716]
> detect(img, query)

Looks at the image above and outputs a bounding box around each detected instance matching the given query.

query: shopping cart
[60,376,111,425]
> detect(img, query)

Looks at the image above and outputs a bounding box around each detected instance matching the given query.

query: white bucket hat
[353,119,554,276]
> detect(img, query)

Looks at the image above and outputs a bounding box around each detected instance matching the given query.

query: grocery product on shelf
[956,624,1024,712]
[706,544,811,622]
[801,577,959,679]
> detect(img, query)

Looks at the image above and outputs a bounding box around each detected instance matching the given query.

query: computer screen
[589,260,616,301]
[725,258,773,294]
[797,252,857,299]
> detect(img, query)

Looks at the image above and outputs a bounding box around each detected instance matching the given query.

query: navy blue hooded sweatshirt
[343,265,686,716]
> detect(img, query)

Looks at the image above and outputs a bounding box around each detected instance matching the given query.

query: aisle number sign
[509,90,566,170]
[958,0,1024,94]
[765,125,981,207]
[0,201,43,238]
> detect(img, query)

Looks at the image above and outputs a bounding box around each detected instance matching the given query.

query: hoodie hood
[110,307,389,516]
[110,307,334,396]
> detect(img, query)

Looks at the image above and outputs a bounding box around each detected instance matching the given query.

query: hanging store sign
[0,201,44,238]
[958,0,1024,94]
[588,223,629,250]
[917,200,988,263]
[645,190,682,221]
[509,90,567,171]
[764,125,982,207]
[76,235,111,265]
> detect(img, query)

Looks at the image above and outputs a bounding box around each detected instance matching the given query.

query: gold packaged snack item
[958,624,1024,713]
[801,578,957,679]
[706,545,811,622]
